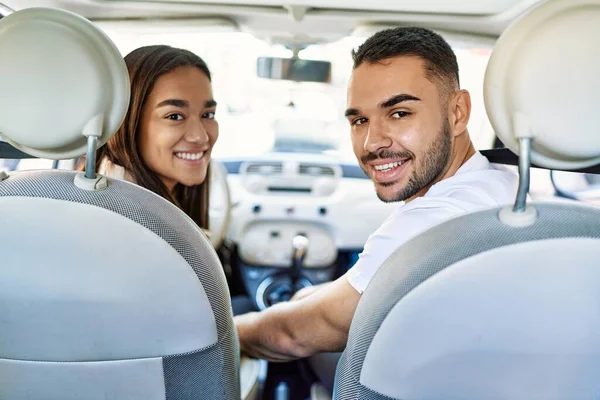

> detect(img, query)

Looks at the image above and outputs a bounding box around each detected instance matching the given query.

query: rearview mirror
[257,56,331,83]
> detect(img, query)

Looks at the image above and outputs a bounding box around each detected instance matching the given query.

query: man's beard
[362,119,452,203]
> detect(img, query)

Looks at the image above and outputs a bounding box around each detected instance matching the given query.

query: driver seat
[0,7,239,399]
[334,0,600,398]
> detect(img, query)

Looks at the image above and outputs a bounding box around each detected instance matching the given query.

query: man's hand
[234,274,360,362]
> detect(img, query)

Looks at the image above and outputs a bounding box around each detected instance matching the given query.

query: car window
[95,25,497,161]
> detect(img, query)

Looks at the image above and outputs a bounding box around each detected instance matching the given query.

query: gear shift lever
[260,234,310,308]
[291,234,309,293]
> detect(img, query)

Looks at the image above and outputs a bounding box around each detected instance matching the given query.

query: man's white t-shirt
[346,151,518,294]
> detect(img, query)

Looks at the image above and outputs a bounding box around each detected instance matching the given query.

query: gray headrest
[484,0,600,170]
[0,7,129,160]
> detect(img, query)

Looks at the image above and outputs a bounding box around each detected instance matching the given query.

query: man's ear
[449,89,471,137]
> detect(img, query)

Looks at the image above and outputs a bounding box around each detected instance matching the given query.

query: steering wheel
[208,159,232,249]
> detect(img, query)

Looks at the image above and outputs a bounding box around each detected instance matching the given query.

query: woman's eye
[392,111,410,119]
[167,113,184,121]
[203,111,216,120]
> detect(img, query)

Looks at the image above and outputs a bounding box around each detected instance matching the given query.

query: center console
[237,221,338,310]
[222,154,398,311]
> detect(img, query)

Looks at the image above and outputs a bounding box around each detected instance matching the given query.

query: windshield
[95,25,495,162]
[1,20,597,204]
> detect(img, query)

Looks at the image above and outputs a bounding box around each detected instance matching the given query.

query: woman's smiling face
[138,65,218,191]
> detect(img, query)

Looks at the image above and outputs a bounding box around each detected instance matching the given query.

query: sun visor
[484,0,600,171]
[0,7,129,160]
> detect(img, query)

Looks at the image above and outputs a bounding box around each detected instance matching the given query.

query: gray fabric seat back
[0,7,239,399]
[0,171,240,400]
[334,0,600,398]
[335,203,600,399]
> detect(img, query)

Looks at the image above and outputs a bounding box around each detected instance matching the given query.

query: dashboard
[217,152,398,309]
[220,152,398,253]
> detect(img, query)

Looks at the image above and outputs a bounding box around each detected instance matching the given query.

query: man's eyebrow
[345,94,421,117]
[379,94,421,109]
[156,99,189,108]
[205,99,217,108]
[344,108,359,117]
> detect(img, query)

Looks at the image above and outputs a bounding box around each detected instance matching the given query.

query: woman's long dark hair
[93,45,212,229]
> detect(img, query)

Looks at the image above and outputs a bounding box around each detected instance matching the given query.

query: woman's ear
[450,89,472,137]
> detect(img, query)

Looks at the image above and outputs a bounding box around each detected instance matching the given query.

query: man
[234,27,517,362]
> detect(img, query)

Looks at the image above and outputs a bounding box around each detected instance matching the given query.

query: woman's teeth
[175,152,204,161]
[374,161,403,171]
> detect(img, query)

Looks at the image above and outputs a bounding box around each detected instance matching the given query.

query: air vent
[245,162,283,175]
[299,164,335,177]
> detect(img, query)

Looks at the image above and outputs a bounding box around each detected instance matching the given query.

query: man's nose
[185,119,210,144]
[364,120,392,154]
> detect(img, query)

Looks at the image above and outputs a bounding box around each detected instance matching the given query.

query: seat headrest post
[81,113,104,179]
[84,136,98,180]
[499,136,537,228]
[513,137,532,213]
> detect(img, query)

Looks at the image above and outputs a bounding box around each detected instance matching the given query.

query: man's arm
[289,281,330,302]
[234,275,359,362]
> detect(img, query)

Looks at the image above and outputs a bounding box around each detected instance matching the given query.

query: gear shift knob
[291,234,309,292]
[292,234,309,261]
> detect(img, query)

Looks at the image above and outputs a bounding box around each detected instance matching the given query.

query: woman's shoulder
[98,157,136,184]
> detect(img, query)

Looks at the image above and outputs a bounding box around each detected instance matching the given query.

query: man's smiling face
[346,56,453,202]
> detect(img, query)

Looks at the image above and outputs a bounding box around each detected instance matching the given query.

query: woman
[91,44,253,314]
[93,45,218,232]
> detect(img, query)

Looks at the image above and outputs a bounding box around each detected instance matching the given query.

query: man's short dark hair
[352,27,460,92]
